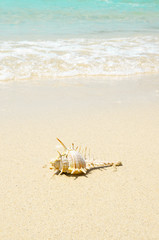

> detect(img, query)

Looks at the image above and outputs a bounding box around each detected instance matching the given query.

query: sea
[0,0,159,82]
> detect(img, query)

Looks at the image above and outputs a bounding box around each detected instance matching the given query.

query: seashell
[50,138,122,175]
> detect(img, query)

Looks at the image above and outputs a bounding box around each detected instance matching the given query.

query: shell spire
[85,160,122,170]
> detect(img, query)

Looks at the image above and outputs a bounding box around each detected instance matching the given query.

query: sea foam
[0,36,159,82]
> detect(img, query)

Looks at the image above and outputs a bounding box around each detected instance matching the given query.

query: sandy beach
[1,0,159,239]
[0,76,159,239]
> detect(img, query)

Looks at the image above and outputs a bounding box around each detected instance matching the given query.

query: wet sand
[0,76,159,240]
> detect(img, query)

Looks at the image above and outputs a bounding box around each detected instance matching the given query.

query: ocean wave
[0,36,159,82]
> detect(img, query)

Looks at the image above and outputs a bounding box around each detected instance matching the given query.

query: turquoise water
[1,0,159,39]
[0,0,159,81]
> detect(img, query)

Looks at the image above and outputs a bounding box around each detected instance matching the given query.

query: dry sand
[0,76,159,240]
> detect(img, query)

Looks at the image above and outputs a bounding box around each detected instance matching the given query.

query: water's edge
[1,36,159,82]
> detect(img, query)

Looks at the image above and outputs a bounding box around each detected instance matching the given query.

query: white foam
[0,36,159,82]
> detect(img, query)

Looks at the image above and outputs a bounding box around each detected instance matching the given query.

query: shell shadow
[52,163,122,180]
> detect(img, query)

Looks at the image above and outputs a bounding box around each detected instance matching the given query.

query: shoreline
[1,36,159,82]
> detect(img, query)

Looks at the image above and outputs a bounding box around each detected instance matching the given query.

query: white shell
[50,138,122,175]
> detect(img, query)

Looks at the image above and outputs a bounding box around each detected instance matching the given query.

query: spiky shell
[50,138,122,175]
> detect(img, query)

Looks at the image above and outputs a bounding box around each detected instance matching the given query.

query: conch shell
[50,138,122,175]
